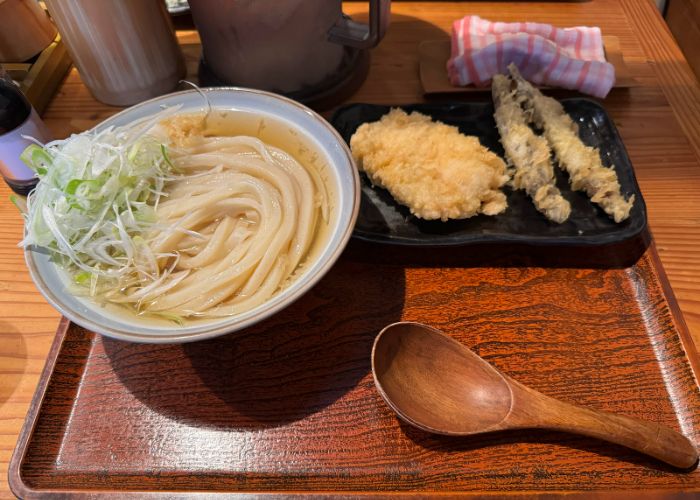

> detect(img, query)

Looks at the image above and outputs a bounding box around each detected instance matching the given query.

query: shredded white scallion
[21,106,182,293]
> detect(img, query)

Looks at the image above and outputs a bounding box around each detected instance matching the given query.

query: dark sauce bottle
[0,80,30,134]
[0,79,50,195]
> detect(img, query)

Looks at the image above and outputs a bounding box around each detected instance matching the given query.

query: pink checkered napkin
[447,16,616,98]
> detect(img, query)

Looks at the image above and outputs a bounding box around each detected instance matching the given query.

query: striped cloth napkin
[447,16,616,98]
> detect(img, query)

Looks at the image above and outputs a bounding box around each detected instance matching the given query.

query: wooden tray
[9,243,700,497]
[420,36,637,95]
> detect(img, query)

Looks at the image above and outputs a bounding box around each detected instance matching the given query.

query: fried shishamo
[350,108,509,221]
[509,64,634,223]
[492,74,571,223]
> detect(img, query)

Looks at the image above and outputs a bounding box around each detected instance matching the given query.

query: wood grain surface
[2,0,700,497]
[370,322,698,469]
[665,0,700,83]
[10,246,700,496]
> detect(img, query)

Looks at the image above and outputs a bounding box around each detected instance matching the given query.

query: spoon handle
[510,385,698,469]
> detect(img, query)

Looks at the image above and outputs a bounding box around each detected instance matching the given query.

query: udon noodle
[128,135,326,316]
[106,123,329,318]
[22,108,330,322]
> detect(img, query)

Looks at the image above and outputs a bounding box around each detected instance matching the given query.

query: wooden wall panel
[666,0,700,82]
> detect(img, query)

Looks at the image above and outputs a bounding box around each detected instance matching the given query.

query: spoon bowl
[372,321,698,469]
[372,321,512,434]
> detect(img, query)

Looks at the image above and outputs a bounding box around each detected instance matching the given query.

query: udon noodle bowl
[144,113,330,318]
[21,106,339,326]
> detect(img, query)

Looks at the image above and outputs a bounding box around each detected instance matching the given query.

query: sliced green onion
[10,195,27,215]
[20,106,182,292]
[20,144,52,175]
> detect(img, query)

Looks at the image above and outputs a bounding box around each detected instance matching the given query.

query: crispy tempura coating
[492,74,571,223]
[350,109,509,221]
[509,64,634,223]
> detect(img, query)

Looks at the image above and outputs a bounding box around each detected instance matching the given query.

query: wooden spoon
[371,322,698,469]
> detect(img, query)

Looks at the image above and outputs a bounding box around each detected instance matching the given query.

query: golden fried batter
[509,64,634,223]
[492,74,571,223]
[350,109,509,221]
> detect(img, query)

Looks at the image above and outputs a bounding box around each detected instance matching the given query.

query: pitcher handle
[328,0,390,49]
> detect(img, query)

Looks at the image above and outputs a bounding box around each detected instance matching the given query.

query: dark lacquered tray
[9,243,700,497]
[331,100,647,247]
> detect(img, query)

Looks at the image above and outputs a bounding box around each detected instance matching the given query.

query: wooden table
[1,0,700,497]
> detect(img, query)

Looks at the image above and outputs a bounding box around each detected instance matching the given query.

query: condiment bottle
[44,0,185,106]
[0,76,51,195]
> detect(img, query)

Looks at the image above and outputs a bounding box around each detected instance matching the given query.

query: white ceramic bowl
[25,88,360,343]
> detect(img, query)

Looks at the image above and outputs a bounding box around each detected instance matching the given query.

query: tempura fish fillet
[509,64,634,223]
[492,74,571,223]
[350,109,509,221]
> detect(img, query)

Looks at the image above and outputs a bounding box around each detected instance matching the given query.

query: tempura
[492,74,571,223]
[509,64,634,222]
[350,108,509,221]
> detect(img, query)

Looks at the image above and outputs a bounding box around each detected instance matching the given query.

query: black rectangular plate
[331,100,647,247]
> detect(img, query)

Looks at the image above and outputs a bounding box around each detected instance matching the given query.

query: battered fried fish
[509,64,634,223]
[492,74,571,223]
[350,108,509,221]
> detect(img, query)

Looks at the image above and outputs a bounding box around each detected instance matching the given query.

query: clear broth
[68,110,337,329]
[201,109,337,286]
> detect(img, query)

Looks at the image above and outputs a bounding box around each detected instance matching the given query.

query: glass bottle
[0,76,51,195]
